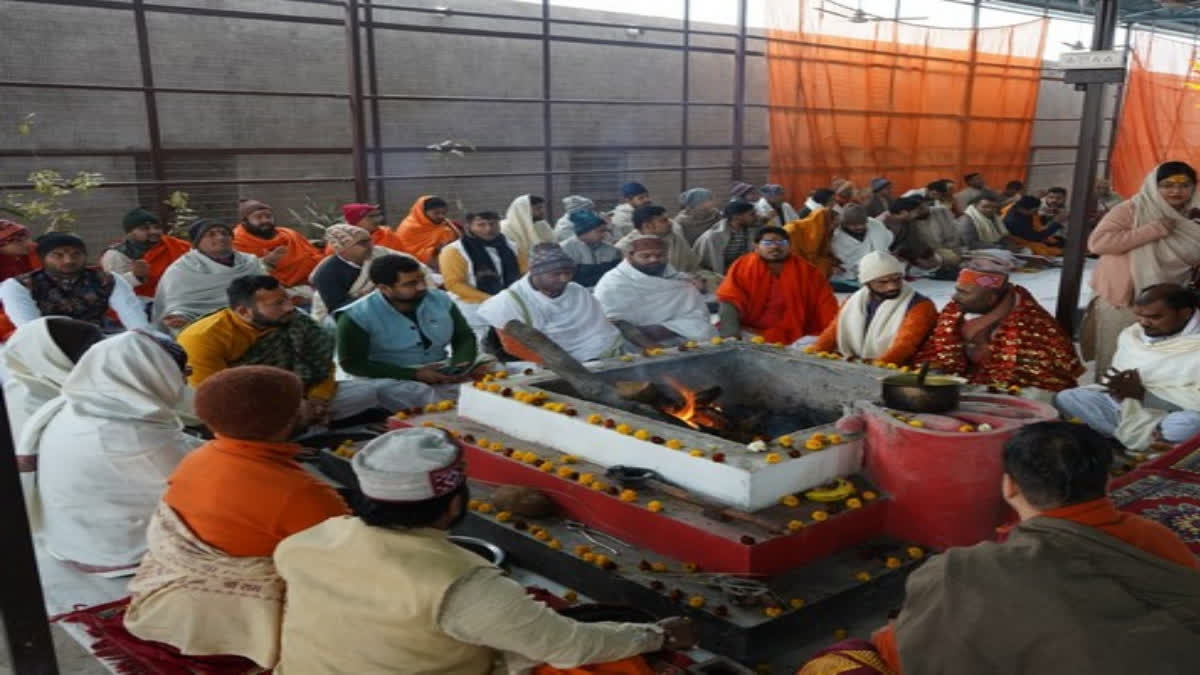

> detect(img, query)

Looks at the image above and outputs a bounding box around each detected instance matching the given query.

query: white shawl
[2,317,77,443]
[964,204,1008,245]
[477,275,623,362]
[500,195,555,259]
[835,285,917,360]
[830,218,894,282]
[553,215,576,242]
[19,332,200,569]
[614,230,700,273]
[608,203,636,242]
[1112,319,1200,450]
[1128,165,1200,293]
[152,250,265,326]
[593,261,716,342]
[755,197,800,227]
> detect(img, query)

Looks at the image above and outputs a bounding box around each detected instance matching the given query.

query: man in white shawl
[956,191,1015,250]
[500,194,555,261]
[595,235,716,345]
[2,316,102,444]
[609,182,652,243]
[615,205,721,291]
[755,184,799,228]
[153,219,264,333]
[20,331,201,574]
[812,252,937,366]
[478,243,625,363]
[830,205,894,288]
[554,195,596,242]
[1056,284,1200,452]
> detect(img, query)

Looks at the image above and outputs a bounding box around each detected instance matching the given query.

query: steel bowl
[449,535,506,566]
[881,373,964,414]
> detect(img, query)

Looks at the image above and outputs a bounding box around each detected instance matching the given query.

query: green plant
[163,190,199,238]
[287,196,344,240]
[1,169,105,232]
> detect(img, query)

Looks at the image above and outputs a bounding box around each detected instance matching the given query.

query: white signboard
[1060,50,1126,70]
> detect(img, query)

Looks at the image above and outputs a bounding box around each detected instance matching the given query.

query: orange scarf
[233,225,323,287]
[394,196,460,265]
[136,235,192,296]
[716,254,839,344]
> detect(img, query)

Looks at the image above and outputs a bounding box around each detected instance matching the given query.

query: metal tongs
[563,520,633,557]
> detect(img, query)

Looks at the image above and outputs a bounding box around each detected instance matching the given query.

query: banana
[804,478,857,503]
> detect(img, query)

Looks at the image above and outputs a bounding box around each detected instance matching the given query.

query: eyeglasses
[759,239,790,247]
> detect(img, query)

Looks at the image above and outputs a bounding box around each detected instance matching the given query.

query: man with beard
[439,211,526,345]
[830,205,894,290]
[153,219,265,333]
[0,232,148,331]
[616,205,718,290]
[1055,284,1200,452]
[812,252,937,366]
[395,195,461,267]
[179,275,436,429]
[478,243,625,363]
[594,235,716,345]
[274,428,697,675]
[337,255,480,401]
[100,207,191,303]
[232,199,324,301]
[716,226,838,345]
[693,200,761,276]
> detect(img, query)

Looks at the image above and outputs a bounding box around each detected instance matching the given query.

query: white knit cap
[351,428,465,502]
[858,251,906,284]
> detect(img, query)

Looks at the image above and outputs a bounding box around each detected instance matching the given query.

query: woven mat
[1110,474,1200,556]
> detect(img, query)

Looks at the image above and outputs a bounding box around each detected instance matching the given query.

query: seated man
[560,210,621,288]
[716,226,838,345]
[595,234,717,345]
[310,224,435,323]
[865,178,893,218]
[673,187,721,246]
[914,263,1083,391]
[868,422,1200,675]
[1004,194,1065,256]
[100,207,191,303]
[796,187,834,220]
[755,184,799,228]
[830,204,893,289]
[915,188,966,266]
[999,179,1024,207]
[179,274,435,427]
[693,200,761,276]
[337,255,479,399]
[812,252,936,365]
[478,243,625,363]
[953,172,987,213]
[124,367,350,669]
[331,202,409,253]
[153,219,265,332]
[0,232,148,332]
[609,182,652,243]
[554,195,595,242]
[889,197,954,280]
[275,428,697,674]
[500,194,554,261]
[232,199,323,301]
[956,191,1015,250]
[395,195,460,267]
[1056,284,1200,452]
[730,181,761,205]
[831,179,857,215]
[616,205,718,291]
[440,211,526,344]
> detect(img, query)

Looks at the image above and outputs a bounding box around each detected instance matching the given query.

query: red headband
[958,268,1007,289]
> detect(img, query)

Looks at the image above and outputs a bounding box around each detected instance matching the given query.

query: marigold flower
[811,510,829,522]
[647,500,663,512]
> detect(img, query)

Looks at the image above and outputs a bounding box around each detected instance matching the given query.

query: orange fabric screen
[765,3,1047,198]
[1110,32,1200,197]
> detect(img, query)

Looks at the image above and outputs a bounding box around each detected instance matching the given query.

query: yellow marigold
[473,381,486,390]
[684,340,698,348]
[619,489,638,503]
[496,511,512,523]
[885,363,899,370]
[481,374,494,383]
[765,452,782,464]
[907,419,925,428]
[556,466,575,478]
[590,480,607,491]
[476,503,493,514]
[560,454,578,464]
[489,441,505,452]
[710,336,724,345]
[763,607,783,618]
[1068,416,1083,424]
[650,562,667,572]
[958,424,976,433]
[845,497,863,509]
[615,423,633,435]
[854,571,871,582]
[777,435,794,448]
[687,595,706,608]
[487,383,503,392]
[538,461,555,473]
[563,590,578,603]
[1008,385,1022,394]
[827,433,843,444]
[787,520,804,532]
[750,336,766,344]
[907,546,925,559]
[811,510,829,522]
[587,413,604,425]
[619,354,635,362]
[578,472,595,485]
[665,439,684,450]
[780,495,800,507]
[494,370,509,379]
[833,628,848,641]
[574,545,591,556]
[534,530,550,541]
[392,411,408,420]
[421,421,436,427]
[633,429,651,440]
[688,449,705,457]
[592,554,610,567]
[681,562,698,573]
[802,346,817,354]
[467,499,481,510]
[899,365,912,373]
[647,500,663,512]
[424,403,437,413]
[548,539,562,550]
[862,490,878,500]
[789,597,805,609]
[805,438,825,451]
[523,453,541,465]
[582,552,597,563]
[885,556,902,569]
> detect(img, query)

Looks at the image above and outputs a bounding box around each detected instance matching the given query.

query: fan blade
[895,15,928,20]
[825,0,860,12]
[816,8,856,18]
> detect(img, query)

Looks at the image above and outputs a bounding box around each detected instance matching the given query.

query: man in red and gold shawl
[913,263,1083,391]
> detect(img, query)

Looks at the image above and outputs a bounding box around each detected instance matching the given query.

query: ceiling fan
[817,0,928,23]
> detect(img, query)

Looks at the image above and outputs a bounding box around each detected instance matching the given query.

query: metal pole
[1055,0,1120,333]
[0,386,59,675]
[364,1,387,211]
[681,0,690,193]
[731,0,748,182]
[132,0,169,221]
[345,0,370,202]
[541,0,554,215]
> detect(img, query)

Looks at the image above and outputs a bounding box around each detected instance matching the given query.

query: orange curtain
[1111,32,1200,197]
[764,2,1047,198]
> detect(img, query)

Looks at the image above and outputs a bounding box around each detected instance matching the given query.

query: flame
[662,376,699,429]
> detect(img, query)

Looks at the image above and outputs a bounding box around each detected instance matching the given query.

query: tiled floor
[0,624,110,675]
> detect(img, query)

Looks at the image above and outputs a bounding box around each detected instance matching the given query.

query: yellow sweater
[438,242,528,304]
[176,308,336,400]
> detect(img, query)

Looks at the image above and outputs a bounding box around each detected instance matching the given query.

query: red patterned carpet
[1110,435,1200,557]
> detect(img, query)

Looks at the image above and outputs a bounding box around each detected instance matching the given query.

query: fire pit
[458,344,885,511]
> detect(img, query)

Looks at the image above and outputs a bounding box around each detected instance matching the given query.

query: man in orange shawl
[328,203,410,254]
[100,207,191,301]
[784,207,837,278]
[863,422,1200,675]
[716,226,838,345]
[233,199,324,301]
[395,195,460,268]
[913,264,1083,391]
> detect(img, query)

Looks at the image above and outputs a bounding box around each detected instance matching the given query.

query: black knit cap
[35,233,86,259]
[122,207,159,232]
[189,219,231,244]
[1157,161,1197,184]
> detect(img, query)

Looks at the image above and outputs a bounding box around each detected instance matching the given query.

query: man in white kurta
[830,204,894,288]
[595,235,716,345]
[478,243,624,363]
[1055,284,1200,451]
